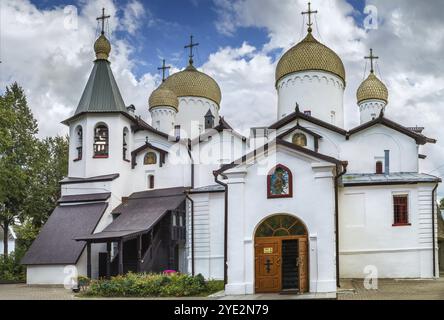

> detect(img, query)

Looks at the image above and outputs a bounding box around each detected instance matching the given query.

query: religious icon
[267,165,293,198]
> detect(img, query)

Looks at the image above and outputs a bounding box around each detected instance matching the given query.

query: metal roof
[21,203,108,265]
[342,173,441,187]
[76,187,187,242]
[60,173,119,185]
[74,60,127,115]
[57,193,111,204]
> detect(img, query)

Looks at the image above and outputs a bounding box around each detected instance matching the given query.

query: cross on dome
[184,35,199,66]
[365,48,379,74]
[158,59,171,82]
[301,2,318,33]
[96,8,111,35]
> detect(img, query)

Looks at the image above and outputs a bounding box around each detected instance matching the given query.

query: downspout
[432,183,439,278]
[186,139,195,275]
[214,171,228,285]
[334,161,348,288]
[185,194,195,276]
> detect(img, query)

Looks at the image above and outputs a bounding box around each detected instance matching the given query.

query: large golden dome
[276,32,346,85]
[161,65,221,105]
[357,72,388,104]
[94,33,111,60]
[149,87,179,111]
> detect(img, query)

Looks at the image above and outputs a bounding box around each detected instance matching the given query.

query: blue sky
[2,0,444,184]
[29,0,365,79]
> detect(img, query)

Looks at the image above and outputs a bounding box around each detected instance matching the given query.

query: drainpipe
[334,161,348,288]
[187,139,195,189]
[185,194,195,276]
[432,183,439,278]
[214,171,228,285]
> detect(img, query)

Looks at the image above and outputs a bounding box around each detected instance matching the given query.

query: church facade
[22,7,441,295]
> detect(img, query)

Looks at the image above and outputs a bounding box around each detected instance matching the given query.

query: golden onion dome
[357,72,388,104]
[160,65,222,106]
[94,33,111,60]
[276,32,346,85]
[149,87,179,111]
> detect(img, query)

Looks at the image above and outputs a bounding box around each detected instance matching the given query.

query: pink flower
[163,270,177,275]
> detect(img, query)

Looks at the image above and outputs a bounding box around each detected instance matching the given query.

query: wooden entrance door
[255,236,309,293]
[255,237,281,293]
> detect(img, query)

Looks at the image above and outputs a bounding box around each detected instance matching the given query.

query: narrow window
[144,152,157,165]
[292,133,307,147]
[175,125,181,140]
[376,161,383,174]
[123,128,129,161]
[148,175,155,189]
[94,124,109,158]
[74,125,83,161]
[393,195,409,226]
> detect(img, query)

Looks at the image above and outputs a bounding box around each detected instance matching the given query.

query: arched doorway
[254,214,308,294]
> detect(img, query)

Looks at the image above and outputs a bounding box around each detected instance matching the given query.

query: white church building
[22,6,441,295]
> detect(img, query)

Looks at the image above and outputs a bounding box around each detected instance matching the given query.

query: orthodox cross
[265,258,273,273]
[184,35,199,66]
[365,48,379,74]
[301,2,318,33]
[158,59,171,82]
[97,8,111,35]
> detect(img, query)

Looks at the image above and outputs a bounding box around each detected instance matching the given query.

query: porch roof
[341,173,441,187]
[76,187,187,242]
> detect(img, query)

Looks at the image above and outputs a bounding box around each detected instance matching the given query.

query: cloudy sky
[1,0,444,182]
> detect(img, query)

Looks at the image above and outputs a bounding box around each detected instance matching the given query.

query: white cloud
[0,0,155,137]
[209,0,444,188]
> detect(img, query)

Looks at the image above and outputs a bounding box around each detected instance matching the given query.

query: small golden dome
[357,72,388,104]
[276,32,346,85]
[161,65,221,106]
[149,87,179,111]
[94,33,111,60]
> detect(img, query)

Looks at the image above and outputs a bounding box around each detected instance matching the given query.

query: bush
[0,252,26,282]
[82,273,224,298]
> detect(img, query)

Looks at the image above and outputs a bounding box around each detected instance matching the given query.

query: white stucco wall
[187,192,225,280]
[277,71,345,128]
[175,97,220,140]
[339,183,438,278]
[223,145,338,295]
[359,99,387,124]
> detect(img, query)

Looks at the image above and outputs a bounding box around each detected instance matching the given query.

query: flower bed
[81,273,224,298]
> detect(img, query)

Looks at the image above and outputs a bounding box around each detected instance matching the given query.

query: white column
[224,167,248,295]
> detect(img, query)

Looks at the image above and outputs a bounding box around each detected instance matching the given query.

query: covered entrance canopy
[76,187,187,277]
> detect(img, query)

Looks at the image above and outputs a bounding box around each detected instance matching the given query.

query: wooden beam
[137,235,142,273]
[86,242,92,278]
[118,240,124,275]
[106,242,111,279]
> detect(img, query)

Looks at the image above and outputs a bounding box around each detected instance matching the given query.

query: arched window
[144,152,157,165]
[376,161,383,174]
[94,124,109,158]
[292,133,307,147]
[255,215,307,238]
[123,127,129,161]
[267,165,293,199]
[74,125,83,161]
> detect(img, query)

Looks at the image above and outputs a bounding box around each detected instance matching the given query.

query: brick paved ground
[338,278,444,300]
[1,279,443,300]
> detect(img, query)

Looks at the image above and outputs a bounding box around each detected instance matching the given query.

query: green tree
[0,83,38,258]
[24,136,69,227]
[440,198,444,210]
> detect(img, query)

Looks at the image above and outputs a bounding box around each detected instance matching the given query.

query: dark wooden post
[137,235,142,273]
[106,242,111,279]
[118,239,124,275]
[86,242,92,278]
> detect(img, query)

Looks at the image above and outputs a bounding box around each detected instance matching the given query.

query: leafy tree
[0,83,38,258]
[24,136,69,227]
[440,198,444,210]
